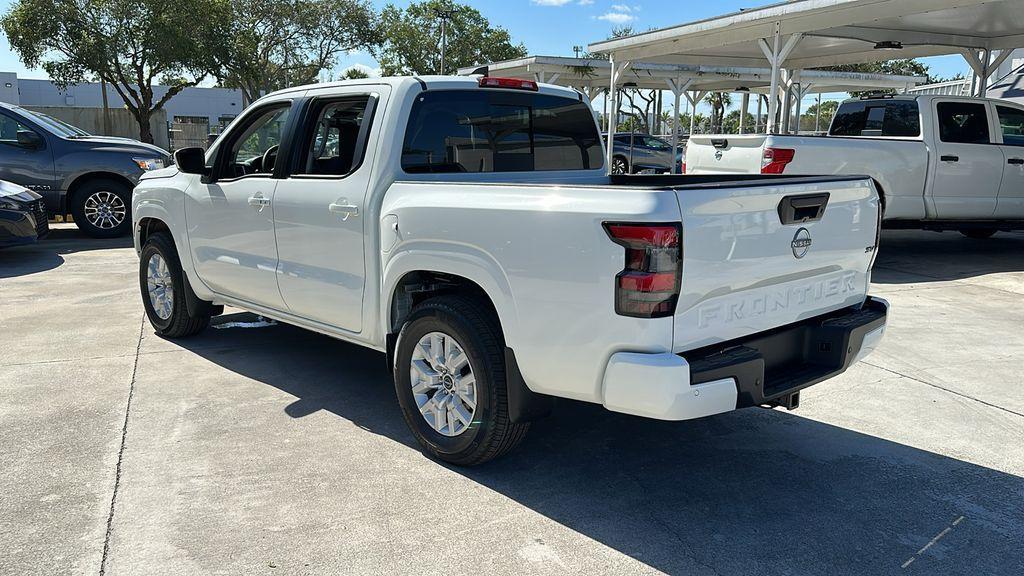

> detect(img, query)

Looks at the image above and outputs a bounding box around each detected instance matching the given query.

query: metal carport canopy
[587,0,1024,167]
[587,0,1024,69]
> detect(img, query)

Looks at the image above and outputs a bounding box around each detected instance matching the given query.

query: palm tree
[704,92,733,133]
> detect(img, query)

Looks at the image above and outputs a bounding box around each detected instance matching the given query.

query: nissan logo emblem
[791,227,812,259]
[714,150,724,160]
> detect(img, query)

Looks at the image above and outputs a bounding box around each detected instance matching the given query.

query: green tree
[341,67,372,80]
[374,0,526,75]
[800,100,839,131]
[2,0,225,143]
[704,92,733,133]
[722,109,756,134]
[214,0,380,106]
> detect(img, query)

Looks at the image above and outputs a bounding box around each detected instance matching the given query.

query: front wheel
[72,179,133,238]
[139,232,210,338]
[960,229,997,239]
[393,296,529,466]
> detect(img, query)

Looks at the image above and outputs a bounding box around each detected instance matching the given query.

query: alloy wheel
[83,191,127,230]
[146,253,174,320]
[410,331,478,437]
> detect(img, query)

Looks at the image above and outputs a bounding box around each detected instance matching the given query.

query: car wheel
[960,229,997,239]
[139,232,210,338]
[393,295,529,466]
[72,179,132,238]
[611,156,629,175]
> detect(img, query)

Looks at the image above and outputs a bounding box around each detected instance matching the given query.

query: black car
[0,179,49,247]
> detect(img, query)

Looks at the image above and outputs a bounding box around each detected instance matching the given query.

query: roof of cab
[258,75,583,103]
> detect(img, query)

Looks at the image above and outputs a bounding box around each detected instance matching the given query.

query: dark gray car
[0,102,170,237]
[605,133,684,175]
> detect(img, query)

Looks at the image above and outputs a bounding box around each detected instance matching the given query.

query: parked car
[604,133,684,174]
[685,94,1024,237]
[0,179,48,247]
[0,101,170,238]
[132,76,888,465]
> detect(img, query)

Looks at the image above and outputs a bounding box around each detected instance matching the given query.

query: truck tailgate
[672,176,879,352]
[686,135,766,174]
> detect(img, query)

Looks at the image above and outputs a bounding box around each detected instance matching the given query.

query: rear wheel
[71,179,132,238]
[139,232,210,338]
[393,295,529,466]
[611,156,630,175]
[960,228,997,239]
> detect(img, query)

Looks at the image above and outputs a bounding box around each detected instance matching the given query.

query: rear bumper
[602,297,888,420]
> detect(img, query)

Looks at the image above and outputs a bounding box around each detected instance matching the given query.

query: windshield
[13,106,91,138]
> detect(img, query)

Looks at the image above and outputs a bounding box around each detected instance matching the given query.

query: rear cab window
[401,90,603,173]
[829,99,921,137]
[936,101,991,144]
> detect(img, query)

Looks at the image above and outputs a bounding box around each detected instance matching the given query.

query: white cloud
[611,4,631,11]
[578,0,594,4]
[531,0,573,5]
[597,11,636,23]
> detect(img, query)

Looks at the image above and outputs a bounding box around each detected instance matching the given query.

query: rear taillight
[681,162,686,174]
[478,77,539,91]
[605,223,682,318]
[761,147,795,174]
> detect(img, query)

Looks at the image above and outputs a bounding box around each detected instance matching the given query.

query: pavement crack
[98,314,145,576]
[862,360,1024,420]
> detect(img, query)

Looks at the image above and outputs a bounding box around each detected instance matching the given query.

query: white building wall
[0,74,245,125]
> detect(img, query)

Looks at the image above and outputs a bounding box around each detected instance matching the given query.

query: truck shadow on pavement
[174,313,1024,576]
[873,230,1024,284]
[0,226,133,278]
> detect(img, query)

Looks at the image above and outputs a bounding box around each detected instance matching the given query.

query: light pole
[573,45,583,58]
[435,8,455,74]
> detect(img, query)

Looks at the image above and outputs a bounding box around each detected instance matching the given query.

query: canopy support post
[666,77,693,174]
[814,92,822,133]
[739,91,750,134]
[758,24,803,135]
[606,55,632,174]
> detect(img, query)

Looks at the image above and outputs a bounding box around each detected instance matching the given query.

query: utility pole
[435,8,455,74]
[573,45,583,58]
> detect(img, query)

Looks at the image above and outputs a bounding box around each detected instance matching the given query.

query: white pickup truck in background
[687,95,1024,238]
[132,76,887,465]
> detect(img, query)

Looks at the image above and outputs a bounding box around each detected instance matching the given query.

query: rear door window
[829,100,920,137]
[996,105,1024,146]
[292,96,376,177]
[936,102,991,144]
[402,90,603,173]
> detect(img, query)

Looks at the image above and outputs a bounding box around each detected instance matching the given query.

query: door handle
[940,155,959,162]
[1008,158,1024,165]
[329,200,360,221]
[247,193,271,212]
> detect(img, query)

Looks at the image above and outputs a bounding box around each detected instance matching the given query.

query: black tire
[960,229,997,239]
[393,295,529,466]
[71,178,132,238]
[611,156,630,175]
[139,232,210,338]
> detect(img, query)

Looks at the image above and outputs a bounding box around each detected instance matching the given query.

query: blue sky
[0,0,970,111]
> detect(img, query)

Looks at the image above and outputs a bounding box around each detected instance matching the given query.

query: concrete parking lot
[2,225,1022,576]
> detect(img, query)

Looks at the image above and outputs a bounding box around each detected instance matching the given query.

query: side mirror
[16,130,42,149]
[174,147,208,176]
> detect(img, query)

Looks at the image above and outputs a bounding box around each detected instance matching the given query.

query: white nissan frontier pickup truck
[133,76,888,465]
[686,94,1024,238]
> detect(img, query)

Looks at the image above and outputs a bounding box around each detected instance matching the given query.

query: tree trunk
[136,108,154,144]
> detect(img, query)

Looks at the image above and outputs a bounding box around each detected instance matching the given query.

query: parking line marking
[901,515,965,569]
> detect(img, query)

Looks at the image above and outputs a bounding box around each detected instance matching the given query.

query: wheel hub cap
[410,332,477,437]
[146,254,174,320]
